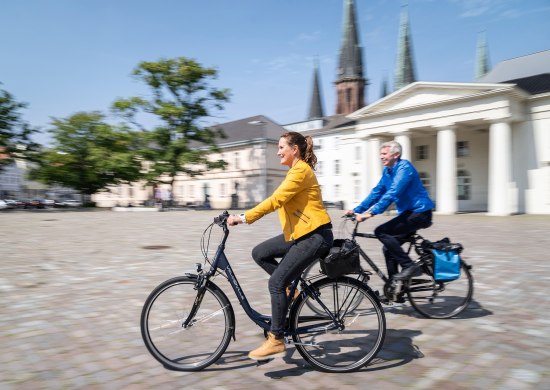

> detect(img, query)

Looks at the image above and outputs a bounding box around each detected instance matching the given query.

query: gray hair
[381,141,402,155]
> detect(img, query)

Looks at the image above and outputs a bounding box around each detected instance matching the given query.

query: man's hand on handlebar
[344,210,373,223]
[356,213,373,222]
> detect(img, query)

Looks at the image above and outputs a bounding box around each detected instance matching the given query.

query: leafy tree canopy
[0,85,39,171]
[29,111,143,197]
[111,57,230,186]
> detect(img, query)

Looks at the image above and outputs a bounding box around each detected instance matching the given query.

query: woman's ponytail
[303,136,318,170]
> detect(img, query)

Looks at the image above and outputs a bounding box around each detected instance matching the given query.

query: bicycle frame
[347,220,426,286]
[185,213,344,336]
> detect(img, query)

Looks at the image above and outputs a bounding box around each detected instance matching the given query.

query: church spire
[308,59,325,120]
[335,0,367,115]
[475,31,491,80]
[380,74,389,99]
[394,4,417,91]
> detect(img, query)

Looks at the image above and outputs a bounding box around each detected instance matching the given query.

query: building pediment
[349,81,523,118]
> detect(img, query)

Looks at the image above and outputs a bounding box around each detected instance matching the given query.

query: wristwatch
[239,213,247,224]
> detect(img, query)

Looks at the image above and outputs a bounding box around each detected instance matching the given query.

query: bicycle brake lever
[214,210,230,226]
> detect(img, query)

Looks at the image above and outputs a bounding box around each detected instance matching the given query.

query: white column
[394,133,411,161]
[488,121,513,215]
[367,138,382,190]
[436,126,457,214]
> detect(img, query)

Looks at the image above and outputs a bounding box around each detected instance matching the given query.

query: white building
[291,51,550,215]
[92,115,288,209]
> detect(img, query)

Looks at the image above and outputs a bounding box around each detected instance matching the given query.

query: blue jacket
[354,159,435,215]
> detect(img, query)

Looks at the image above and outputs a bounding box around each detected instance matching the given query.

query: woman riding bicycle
[227,131,333,360]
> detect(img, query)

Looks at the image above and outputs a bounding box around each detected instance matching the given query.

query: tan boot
[248,332,286,360]
[286,286,300,304]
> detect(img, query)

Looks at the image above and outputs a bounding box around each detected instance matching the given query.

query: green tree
[29,112,142,203]
[0,85,39,171]
[111,57,230,196]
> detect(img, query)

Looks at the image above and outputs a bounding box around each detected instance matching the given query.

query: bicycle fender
[183,273,237,341]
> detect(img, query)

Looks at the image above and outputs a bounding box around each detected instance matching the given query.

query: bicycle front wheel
[407,260,474,319]
[140,275,235,371]
[290,277,386,373]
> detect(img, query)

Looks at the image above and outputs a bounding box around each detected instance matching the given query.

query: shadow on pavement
[262,329,423,378]
[382,298,492,320]
[451,299,493,319]
[201,351,260,371]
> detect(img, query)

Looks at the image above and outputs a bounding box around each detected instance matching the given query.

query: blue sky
[1,0,549,145]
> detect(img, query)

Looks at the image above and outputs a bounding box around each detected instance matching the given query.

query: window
[220,183,226,196]
[316,139,323,150]
[317,161,323,176]
[457,170,471,200]
[415,145,429,160]
[354,180,361,200]
[335,184,340,198]
[419,172,431,196]
[234,152,240,169]
[334,160,341,175]
[355,146,361,160]
[457,141,469,157]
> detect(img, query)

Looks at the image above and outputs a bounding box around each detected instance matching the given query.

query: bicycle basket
[320,239,361,279]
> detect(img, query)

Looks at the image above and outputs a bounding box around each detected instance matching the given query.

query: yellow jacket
[245,160,331,241]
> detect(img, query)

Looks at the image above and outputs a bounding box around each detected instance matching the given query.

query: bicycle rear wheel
[407,260,474,319]
[302,259,366,315]
[140,275,235,371]
[289,277,386,373]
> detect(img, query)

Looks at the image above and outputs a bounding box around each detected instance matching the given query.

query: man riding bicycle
[345,140,434,281]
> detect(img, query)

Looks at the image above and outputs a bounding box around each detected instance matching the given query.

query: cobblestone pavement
[1,209,549,389]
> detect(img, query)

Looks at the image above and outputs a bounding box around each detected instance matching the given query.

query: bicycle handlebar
[341,213,378,239]
[342,213,357,222]
[214,210,230,227]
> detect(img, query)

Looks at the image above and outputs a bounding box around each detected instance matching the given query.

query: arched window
[419,172,431,196]
[457,169,471,200]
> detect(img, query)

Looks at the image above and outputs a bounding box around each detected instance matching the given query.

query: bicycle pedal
[256,358,274,366]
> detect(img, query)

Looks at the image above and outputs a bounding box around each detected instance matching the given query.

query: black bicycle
[303,215,474,319]
[140,211,386,373]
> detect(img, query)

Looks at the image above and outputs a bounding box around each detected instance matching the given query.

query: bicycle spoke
[291,277,385,373]
[141,277,234,371]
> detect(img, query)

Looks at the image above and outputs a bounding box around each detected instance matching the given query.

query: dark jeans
[251,225,333,337]
[374,210,432,278]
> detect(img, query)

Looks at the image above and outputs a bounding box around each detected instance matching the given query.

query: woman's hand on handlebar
[227,215,242,226]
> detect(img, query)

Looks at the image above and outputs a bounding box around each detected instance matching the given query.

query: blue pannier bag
[428,238,463,281]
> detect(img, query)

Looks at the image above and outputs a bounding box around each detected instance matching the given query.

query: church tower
[475,31,491,80]
[308,59,325,120]
[335,0,367,115]
[394,5,417,91]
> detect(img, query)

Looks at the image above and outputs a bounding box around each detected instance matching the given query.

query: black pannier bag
[320,239,361,278]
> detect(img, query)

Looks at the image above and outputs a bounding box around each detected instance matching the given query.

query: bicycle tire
[302,259,365,315]
[407,260,474,319]
[289,277,386,373]
[140,275,235,371]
